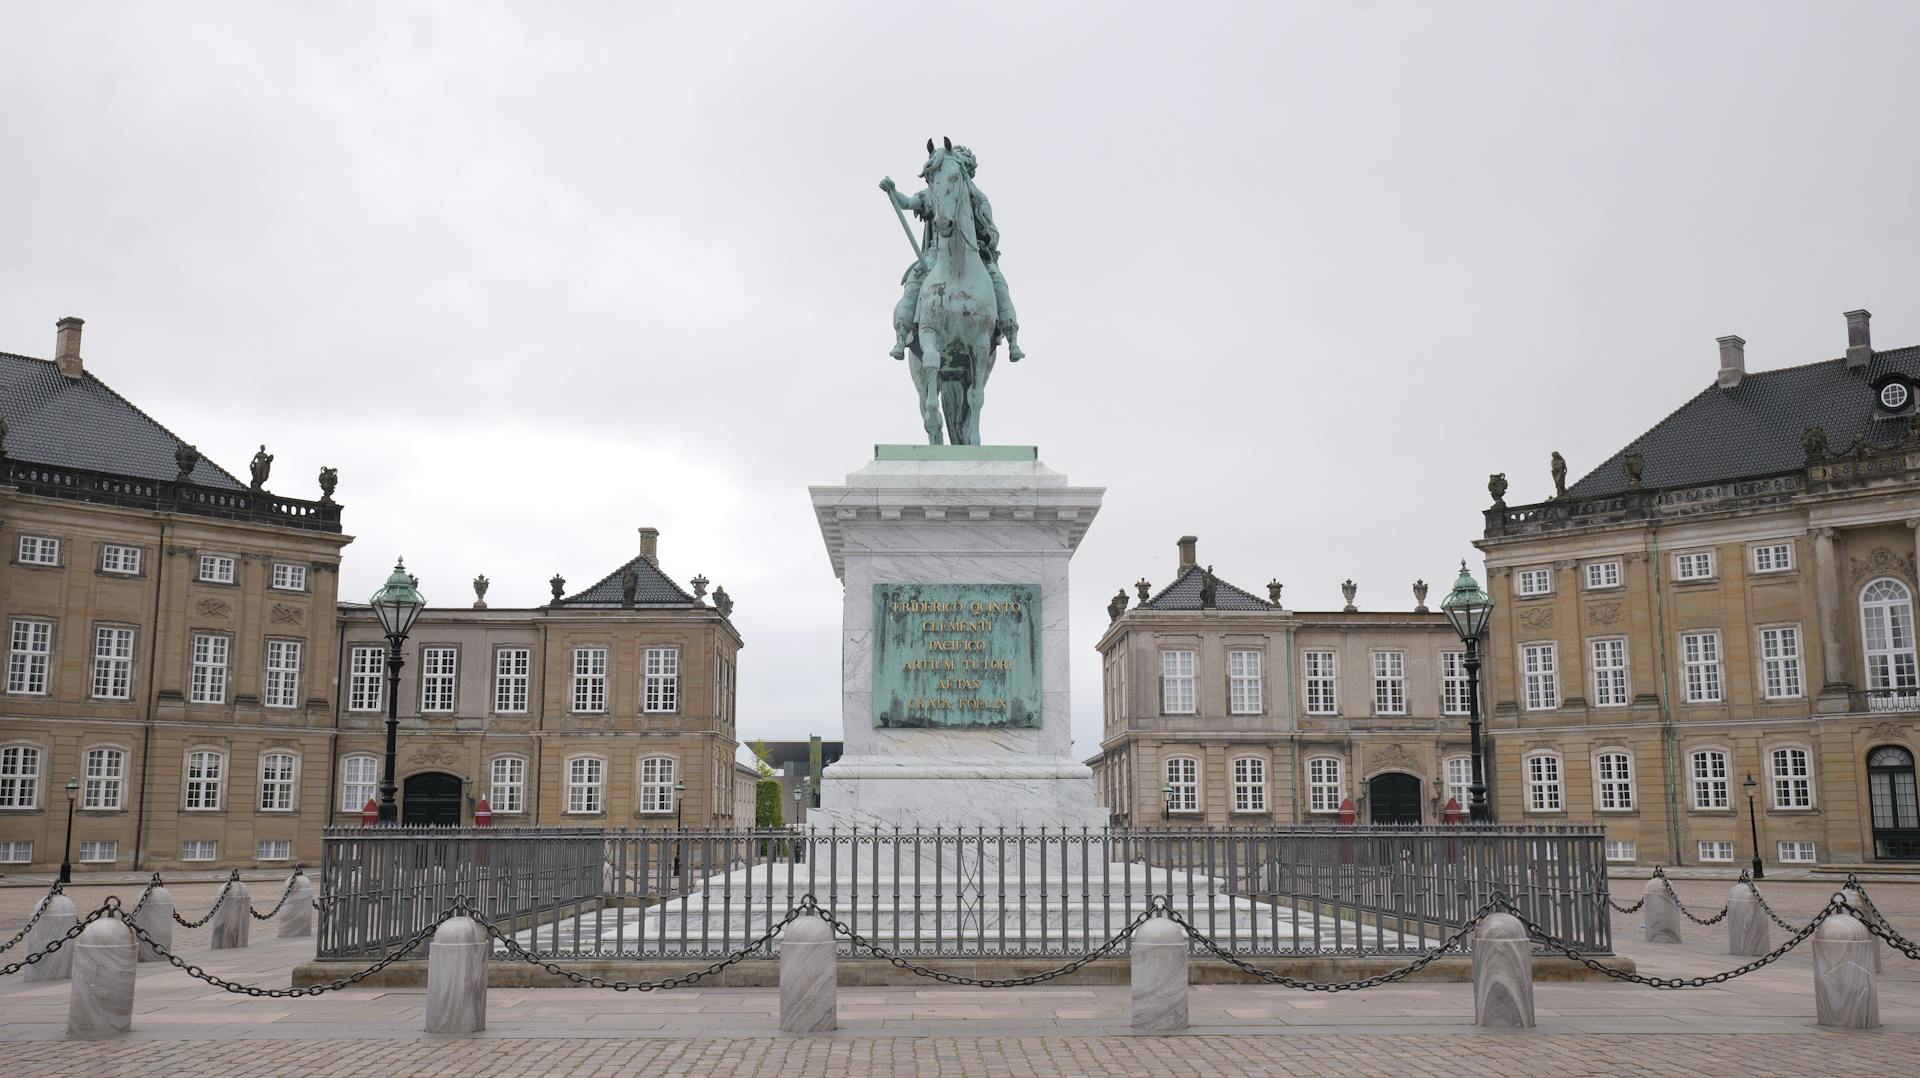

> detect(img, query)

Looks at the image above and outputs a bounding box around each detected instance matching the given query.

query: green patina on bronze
[872,444,1038,462]
[872,583,1041,728]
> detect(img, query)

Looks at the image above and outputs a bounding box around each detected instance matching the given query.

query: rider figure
[880,143,1023,363]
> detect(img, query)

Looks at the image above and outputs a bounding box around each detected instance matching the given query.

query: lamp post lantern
[59,775,78,884]
[1161,781,1175,823]
[674,778,687,829]
[1743,772,1765,880]
[1440,561,1496,823]
[369,560,426,825]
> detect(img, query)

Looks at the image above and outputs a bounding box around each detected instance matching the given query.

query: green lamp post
[369,560,426,825]
[1440,561,1496,823]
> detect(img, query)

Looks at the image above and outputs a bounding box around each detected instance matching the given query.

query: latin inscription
[872,583,1040,728]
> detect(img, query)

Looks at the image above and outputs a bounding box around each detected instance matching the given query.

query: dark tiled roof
[557,554,694,607]
[1141,565,1274,612]
[1568,345,1920,498]
[0,351,245,489]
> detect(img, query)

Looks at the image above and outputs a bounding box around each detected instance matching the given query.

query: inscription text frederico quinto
[872,584,1041,728]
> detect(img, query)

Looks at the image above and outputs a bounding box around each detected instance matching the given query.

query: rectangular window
[264,639,303,709]
[1372,651,1406,715]
[1304,651,1337,715]
[1769,746,1813,809]
[101,543,142,575]
[8,619,53,695]
[270,562,308,591]
[1227,650,1262,715]
[1161,650,1196,714]
[1681,631,1723,703]
[1777,841,1816,864]
[1307,757,1343,814]
[489,756,526,814]
[184,750,224,810]
[1232,756,1266,813]
[1441,652,1470,715]
[1590,637,1628,706]
[566,757,604,814]
[571,647,608,713]
[0,841,29,863]
[340,756,377,813]
[1164,756,1199,813]
[1445,756,1472,810]
[1674,551,1716,581]
[78,840,117,863]
[1690,749,1730,810]
[83,747,125,809]
[1515,567,1553,596]
[197,553,236,583]
[1595,752,1635,811]
[1584,561,1621,590]
[1522,643,1558,710]
[190,633,229,704]
[1604,840,1638,863]
[644,647,680,713]
[1760,626,1803,699]
[256,839,292,861]
[17,535,60,566]
[1751,542,1794,574]
[259,752,296,811]
[1,745,43,809]
[90,626,136,700]
[420,647,457,712]
[1526,755,1563,812]
[182,840,217,862]
[348,646,385,712]
[1697,840,1734,863]
[494,648,530,713]
[639,756,677,814]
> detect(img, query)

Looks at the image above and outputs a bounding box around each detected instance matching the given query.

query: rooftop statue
[880,138,1022,445]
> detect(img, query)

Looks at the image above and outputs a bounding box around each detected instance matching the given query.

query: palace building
[1088,536,1475,826]
[1476,309,1920,867]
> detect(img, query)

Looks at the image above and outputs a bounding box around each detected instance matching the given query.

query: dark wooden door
[1368,772,1422,824]
[402,771,463,826]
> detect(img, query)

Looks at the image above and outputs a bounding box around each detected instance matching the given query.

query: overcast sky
[5,2,1920,759]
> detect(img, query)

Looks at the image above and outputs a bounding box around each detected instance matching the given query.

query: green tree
[750,741,783,829]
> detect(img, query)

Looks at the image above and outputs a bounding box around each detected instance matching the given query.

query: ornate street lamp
[1161,781,1175,823]
[1743,773,1765,880]
[1440,561,1495,823]
[674,778,687,829]
[59,775,78,884]
[369,560,426,825]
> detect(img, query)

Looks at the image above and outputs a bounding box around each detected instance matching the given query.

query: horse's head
[918,136,976,244]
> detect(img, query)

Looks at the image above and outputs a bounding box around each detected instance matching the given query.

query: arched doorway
[1368,772,1422,824]
[1868,746,1920,860]
[402,771,463,826]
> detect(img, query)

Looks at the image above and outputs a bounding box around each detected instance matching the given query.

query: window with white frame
[1515,567,1553,596]
[1227,650,1262,715]
[494,648,530,713]
[270,562,307,591]
[183,749,224,810]
[90,626,135,700]
[1769,746,1813,809]
[419,647,457,712]
[1441,651,1470,715]
[1605,840,1638,863]
[79,840,118,863]
[256,839,291,861]
[1164,756,1199,813]
[1306,756,1343,814]
[571,647,608,713]
[197,553,236,583]
[83,747,125,809]
[1759,626,1803,699]
[347,645,385,712]
[1751,542,1794,574]
[1861,578,1920,690]
[1697,840,1733,862]
[1674,550,1716,581]
[182,840,216,861]
[1372,651,1406,715]
[1777,841,1816,864]
[8,619,53,695]
[17,535,60,566]
[1690,749,1731,809]
[1590,637,1628,706]
[0,745,42,808]
[565,756,604,814]
[190,633,229,704]
[1304,651,1337,715]
[1680,631,1723,703]
[1445,756,1472,810]
[1525,754,1563,812]
[1584,561,1621,590]
[259,752,296,811]
[644,647,680,713]
[488,756,526,814]
[340,755,378,812]
[264,639,302,709]
[0,841,29,863]
[1231,756,1266,813]
[1521,643,1558,710]
[1161,650,1196,714]
[639,755,677,814]
[100,543,142,575]
[1595,751,1634,811]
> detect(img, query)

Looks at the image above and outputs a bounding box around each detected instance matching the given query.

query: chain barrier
[126,904,451,997]
[1519,897,1839,989]
[1743,879,1807,934]
[479,897,810,991]
[1606,895,1646,914]
[126,874,164,923]
[0,882,64,955]
[817,897,1157,988]
[0,899,112,978]
[1855,905,1920,962]
[1162,895,1504,992]
[248,872,302,922]
[172,874,239,929]
[1657,875,1729,926]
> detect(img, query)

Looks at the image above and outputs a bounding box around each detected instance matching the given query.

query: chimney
[1716,335,1745,389]
[1845,309,1873,369]
[54,317,84,380]
[1176,535,1197,571]
[638,526,660,566]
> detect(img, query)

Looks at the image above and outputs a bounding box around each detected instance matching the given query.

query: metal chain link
[0,900,110,977]
[1660,876,1728,926]
[0,882,64,954]
[478,899,809,991]
[125,905,450,997]
[1607,896,1646,914]
[1161,895,1503,992]
[248,874,301,922]
[815,899,1156,988]
[1744,884,1806,934]
[173,878,236,929]
[1513,899,1837,989]
[1856,905,1920,962]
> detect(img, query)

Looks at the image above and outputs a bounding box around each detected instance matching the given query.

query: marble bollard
[67,919,135,1039]
[1472,912,1536,1028]
[1129,918,1190,1033]
[778,915,836,1034]
[278,877,314,939]
[23,894,77,982]
[424,916,488,1035]
[132,887,174,962]
[1814,907,1879,1029]
[210,881,251,950]
[1642,878,1682,944]
[1850,891,1885,973]
[1726,882,1768,957]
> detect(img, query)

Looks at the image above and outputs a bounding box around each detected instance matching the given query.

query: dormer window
[1872,373,1916,417]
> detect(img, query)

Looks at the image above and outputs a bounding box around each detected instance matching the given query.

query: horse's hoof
[1008,346,1025,362]
[889,345,905,360]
